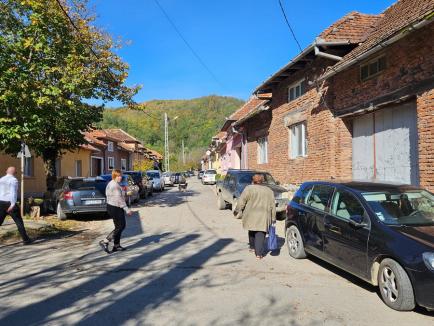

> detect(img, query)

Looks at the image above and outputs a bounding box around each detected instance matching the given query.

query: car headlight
[423,252,434,272]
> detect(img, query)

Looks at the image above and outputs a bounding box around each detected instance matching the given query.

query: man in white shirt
[0,167,32,245]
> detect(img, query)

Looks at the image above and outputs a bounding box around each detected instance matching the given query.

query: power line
[278,0,303,53]
[153,0,224,89]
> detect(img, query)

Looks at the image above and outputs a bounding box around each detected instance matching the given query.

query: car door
[323,188,370,279]
[222,174,233,202]
[301,184,335,257]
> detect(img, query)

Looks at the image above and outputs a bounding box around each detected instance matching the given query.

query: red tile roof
[318,12,382,43]
[229,97,270,121]
[328,0,434,73]
[104,129,140,143]
[148,149,163,160]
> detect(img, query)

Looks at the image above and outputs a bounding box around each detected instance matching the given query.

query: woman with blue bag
[234,174,276,259]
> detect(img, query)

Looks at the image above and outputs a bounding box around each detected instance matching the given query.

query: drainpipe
[319,17,433,81]
[313,38,345,61]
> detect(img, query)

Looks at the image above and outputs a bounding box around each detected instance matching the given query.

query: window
[108,157,115,170]
[55,159,61,177]
[257,137,268,164]
[331,190,365,220]
[24,157,34,177]
[360,56,386,81]
[306,185,334,212]
[75,160,82,177]
[107,141,114,152]
[121,158,127,171]
[293,184,313,204]
[288,79,306,102]
[289,122,307,158]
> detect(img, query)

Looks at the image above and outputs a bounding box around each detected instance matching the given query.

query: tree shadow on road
[142,188,200,208]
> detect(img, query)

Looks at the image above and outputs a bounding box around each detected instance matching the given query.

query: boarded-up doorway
[352,101,419,185]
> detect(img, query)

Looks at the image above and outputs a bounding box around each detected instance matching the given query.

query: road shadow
[143,188,200,208]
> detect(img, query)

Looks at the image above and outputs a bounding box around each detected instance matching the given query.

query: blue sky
[91,0,395,105]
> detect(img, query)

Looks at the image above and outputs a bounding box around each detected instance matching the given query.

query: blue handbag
[268,224,278,251]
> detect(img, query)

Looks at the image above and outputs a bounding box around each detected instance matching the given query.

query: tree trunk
[43,151,58,192]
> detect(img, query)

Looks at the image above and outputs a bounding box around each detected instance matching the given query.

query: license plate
[84,200,102,205]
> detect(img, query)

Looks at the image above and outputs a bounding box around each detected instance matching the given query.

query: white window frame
[108,157,115,170]
[288,79,306,102]
[75,160,82,177]
[107,141,114,152]
[121,158,127,171]
[257,136,268,164]
[289,122,307,159]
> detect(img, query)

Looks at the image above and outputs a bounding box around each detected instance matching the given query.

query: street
[0,179,433,326]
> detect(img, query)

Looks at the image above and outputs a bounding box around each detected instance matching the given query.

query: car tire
[286,225,307,259]
[56,202,67,221]
[217,194,227,210]
[378,258,415,311]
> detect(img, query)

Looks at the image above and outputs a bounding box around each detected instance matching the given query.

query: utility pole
[182,139,185,166]
[164,113,169,172]
[20,142,25,217]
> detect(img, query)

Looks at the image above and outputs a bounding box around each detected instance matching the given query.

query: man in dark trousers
[0,166,32,245]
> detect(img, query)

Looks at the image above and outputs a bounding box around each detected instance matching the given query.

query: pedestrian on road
[234,174,276,259]
[100,169,132,253]
[0,167,32,245]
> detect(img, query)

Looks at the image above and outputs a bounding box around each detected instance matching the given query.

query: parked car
[163,172,175,187]
[147,170,164,192]
[100,174,140,205]
[198,170,204,180]
[216,169,289,220]
[286,181,434,311]
[47,177,108,220]
[123,171,153,198]
[202,169,217,185]
[173,172,186,185]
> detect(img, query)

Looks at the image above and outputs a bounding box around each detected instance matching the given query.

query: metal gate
[352,101,419,185]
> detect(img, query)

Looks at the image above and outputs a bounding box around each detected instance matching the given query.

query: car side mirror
[349,215,367,228]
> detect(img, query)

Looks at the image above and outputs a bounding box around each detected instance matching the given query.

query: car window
[293,184,313,204]
[206,170,217,174]
[306,185,334,212]
[331,189,365,220]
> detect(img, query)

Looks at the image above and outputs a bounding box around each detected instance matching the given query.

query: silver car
[147,170,165,192]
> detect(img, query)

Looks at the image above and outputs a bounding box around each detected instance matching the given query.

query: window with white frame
[121,158,127,171]
[75,160,82,177]
[107,141,114,152]
[108,157,115,170]
[289,122,307,158]
[257,137,268,164]
[288,79,306,102]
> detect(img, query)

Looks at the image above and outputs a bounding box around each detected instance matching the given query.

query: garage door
[352,101,419,185]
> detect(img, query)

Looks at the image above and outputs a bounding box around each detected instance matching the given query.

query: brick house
[248,12,381,184]
[321,0,434,191]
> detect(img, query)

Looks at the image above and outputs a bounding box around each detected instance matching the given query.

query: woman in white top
[100,169,132,253]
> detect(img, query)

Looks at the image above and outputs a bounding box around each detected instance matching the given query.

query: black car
[47,177,108,220]
[173,172,186,185]
[123,171,153,198]
[216,169,290,220]
[286,181,434,311]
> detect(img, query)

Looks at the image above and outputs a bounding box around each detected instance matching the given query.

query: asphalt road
[0,179,433,325]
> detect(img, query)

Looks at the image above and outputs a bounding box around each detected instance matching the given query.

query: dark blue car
[286,181,434,311]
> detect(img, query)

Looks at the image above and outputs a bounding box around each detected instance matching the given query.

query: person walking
[100,169,132,253]
[234,174,276,259]
[0,167,32,245]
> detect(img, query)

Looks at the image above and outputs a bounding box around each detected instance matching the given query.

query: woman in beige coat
[234,174,276,259]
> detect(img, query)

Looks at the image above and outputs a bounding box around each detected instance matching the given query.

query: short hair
[112,169,122,180]
[252,174,264,184]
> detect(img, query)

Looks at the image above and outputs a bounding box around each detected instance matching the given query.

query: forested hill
[100,95,244,159]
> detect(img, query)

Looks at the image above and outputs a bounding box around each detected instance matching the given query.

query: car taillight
[64,191,73,200]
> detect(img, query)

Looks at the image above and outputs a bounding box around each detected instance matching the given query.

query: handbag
[268,224,278,251]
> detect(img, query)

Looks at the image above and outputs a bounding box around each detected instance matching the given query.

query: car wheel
[378,258,415,311]
[217,194,227,210]
[56,202,67,221]
[286,225,307,259]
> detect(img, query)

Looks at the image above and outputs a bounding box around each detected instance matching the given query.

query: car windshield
[237,173,276,185]
[362,190,434,226]
[205,170,217,175]
[147,172,160,179]
[67,180,106,190]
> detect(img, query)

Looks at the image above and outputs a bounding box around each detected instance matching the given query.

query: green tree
[0,0,139,190]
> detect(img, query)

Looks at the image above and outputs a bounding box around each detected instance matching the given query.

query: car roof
[301,180,424,193]
[227,169,270,174]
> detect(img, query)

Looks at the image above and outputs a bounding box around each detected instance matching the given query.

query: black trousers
[248,230,266,257]
[106,204,126,245]
[0,201,30,242]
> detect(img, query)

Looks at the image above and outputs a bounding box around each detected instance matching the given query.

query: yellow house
[0,145,96,197]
